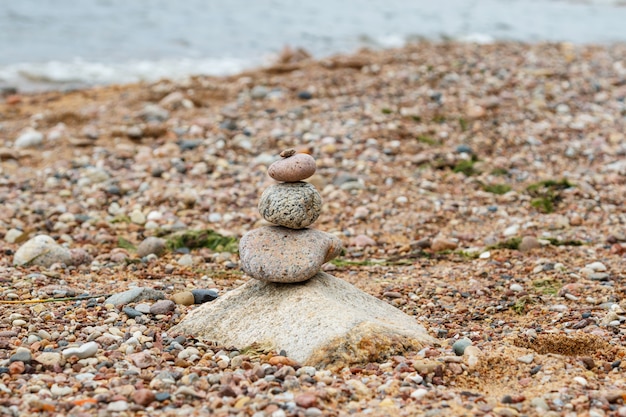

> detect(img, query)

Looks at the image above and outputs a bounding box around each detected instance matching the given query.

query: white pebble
[573,376,588,386]
[178,254,194,266]
[503,224,519,237]
[50,384,73,396]
[62,341,99,359]
[510,283,524,292]
[107,400,129,412]
[517,354,534,364]
[410,388,428,400]
[15,128,44,148]
[130,210,146,225]
[208,213,222,222]
[585,261,607,272]
[147,211,163,221]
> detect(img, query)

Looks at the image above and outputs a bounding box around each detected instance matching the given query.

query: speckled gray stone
[13,235,72,267]
[258,182,322,229]
[239,226,342,283]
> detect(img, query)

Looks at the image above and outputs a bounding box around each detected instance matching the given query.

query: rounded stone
[519,236,541,252]
[62,341,99,359]
[136,237,167,258]
[453,338,472,356]
[149,299,175,315]
[239,226,343,283]
[13,235,72,267]
[191,289,219,304]
[268,153,316,182]
[258,182,322,229]
[171,291,195,306]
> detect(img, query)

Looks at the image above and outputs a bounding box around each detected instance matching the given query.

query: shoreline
[1,41,626,416]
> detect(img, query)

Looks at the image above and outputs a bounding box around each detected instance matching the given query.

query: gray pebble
[258,182,322,229]
[191,289,219,304]
[104,287,164,306]
[452,338,472,356]
[136,237,167,258]
[149,300,175,315]
[518,236,540,252]
[140,104,169,122]
[123,306,144,318]
[250,85,269,99]
[9,347,32,364]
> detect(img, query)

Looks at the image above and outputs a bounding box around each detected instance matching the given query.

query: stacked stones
[239,149,343,283]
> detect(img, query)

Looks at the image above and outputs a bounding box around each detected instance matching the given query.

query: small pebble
[191,289,219,304]
[123,306,144,318]
[136,237,167,258]
[62,341,99,359]
[518,236,540,252]
[133,389,156,406]
[516,354,534,364]
[171,291,195,306]
[9,348,32,364]
[268,153,316,182]
[452,338,472,356]
[149,300,175,315]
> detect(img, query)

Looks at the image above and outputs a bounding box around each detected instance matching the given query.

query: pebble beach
[1,41,626,416]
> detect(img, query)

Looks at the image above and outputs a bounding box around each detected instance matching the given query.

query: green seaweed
[532,278,561,295]
[161,229,239,253]
[453,159,479,176]
[545,238,583,247]
[432,114,446,124]
[381,108,393,114]
[110,215,131,224]
[117,237,136,251]
[459,117,468,132]
[526,179,575,214]
[491,167,509,176]
[488,237,522,250]
[483,183,512,195]
[530,197,555,213]
[416,135,438,146]
[330,257,414,267]
[511,297,532,315]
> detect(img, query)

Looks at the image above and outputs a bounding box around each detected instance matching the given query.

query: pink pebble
[268,153,316,182]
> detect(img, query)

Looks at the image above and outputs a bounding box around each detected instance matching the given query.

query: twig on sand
[0,294,112,304]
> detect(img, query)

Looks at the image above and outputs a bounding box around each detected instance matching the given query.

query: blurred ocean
[1,0,626,92]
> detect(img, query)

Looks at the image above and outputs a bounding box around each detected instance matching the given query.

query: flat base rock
[169,272,434,369]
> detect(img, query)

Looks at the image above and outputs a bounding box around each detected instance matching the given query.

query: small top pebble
[268,150,316,182]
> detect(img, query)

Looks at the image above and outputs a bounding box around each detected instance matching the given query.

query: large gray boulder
[170,272,434,369]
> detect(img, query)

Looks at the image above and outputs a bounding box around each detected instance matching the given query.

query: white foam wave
[0,57,256,92]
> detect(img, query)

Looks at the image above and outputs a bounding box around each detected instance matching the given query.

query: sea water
[1,0,625,91]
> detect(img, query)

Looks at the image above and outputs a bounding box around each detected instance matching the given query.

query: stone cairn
[171,148,433,368]
[239,149,343,283]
